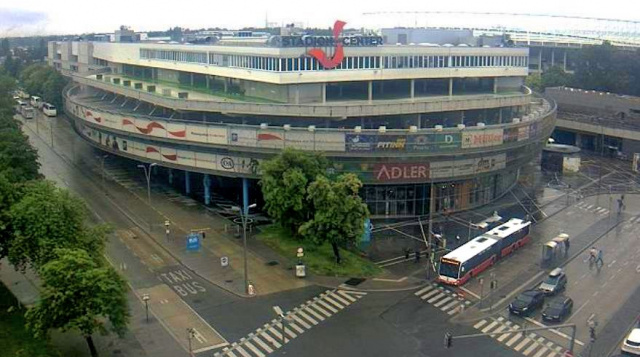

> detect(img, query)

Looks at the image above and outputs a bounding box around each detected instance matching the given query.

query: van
[20,105,35,119]
[30,96,43,109]
[538,268,567,295]
[42,103,57,117]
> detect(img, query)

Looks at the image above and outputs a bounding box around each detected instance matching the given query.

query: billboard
[229,128,257,147]
[374,135,408,152]
[517,126,530,141]
[461,129,504,148]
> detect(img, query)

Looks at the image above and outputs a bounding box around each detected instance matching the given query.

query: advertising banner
[103,112,121,130]
[517,126,530,141]
[229,128,257,147]
[374,135,408,152]
[407,133,460,152]
[429,161,454,179]
[452,158,476,177]
[346,134,376,152]
[194,152,217,170]
[461,129,504,148]
[503,128,518,143]
[177,150,195,167]
[373,163,429,183]
[186,124,209,143]
[474,153,506,174]
[206,126,228,145]
[633,153,640,173]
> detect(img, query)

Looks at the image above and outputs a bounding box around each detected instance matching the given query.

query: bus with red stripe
[438,218,531,286]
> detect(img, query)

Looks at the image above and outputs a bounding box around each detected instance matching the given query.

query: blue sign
[362,218,372,243]
[186,233,201,251]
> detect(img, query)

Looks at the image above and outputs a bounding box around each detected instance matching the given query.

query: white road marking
[242,341,264,357]
[288,313,311,329]
[459,285,481,299]
[420,289,442,300]
[608,260,617,268]
[524,317,585,346]
[336,290,357,302]
[302,305,325,321]
[433,296,454,307]
[515,336,533,351]
[568,299,590,322]
[295,308,318,325]
[482,320,499,333]
[427,292,447,304]
[474,320,488,329]
[506,332,523,347]
[250,335,273,354]
[414,286,434,296]
[441,299,460,311]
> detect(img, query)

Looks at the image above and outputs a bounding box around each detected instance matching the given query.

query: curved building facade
[50,31,556,218]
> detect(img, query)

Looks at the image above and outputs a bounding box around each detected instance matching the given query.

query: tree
[0,172,23,259]
[259,148,329,236]
[8,181,107,270]
[26,248,129,357]
[541,65,573,89]
[0,38,9,57]
[299,174,369,264]
[0,128,41,183]
[525,73,543,93]
[41,70,68,108]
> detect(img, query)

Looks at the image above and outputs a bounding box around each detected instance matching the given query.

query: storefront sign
[374,163,429,182]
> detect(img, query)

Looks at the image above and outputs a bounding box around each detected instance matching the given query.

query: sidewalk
[0,259,187,357]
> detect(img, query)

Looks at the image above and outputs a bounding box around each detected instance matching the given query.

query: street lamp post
[232,203,257,296]
[137,163,157,206]
[97,154,109,191]
[142,294,150,323]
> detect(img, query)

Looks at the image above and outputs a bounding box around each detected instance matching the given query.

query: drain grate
[266,260,279,266]
[344,278,366,286]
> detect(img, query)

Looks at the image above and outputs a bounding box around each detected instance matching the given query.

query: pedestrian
[589,247,597,262]
[456,235,460,244]
[596,249,604,266]
[414,248,421,263]
[564,239,570,256]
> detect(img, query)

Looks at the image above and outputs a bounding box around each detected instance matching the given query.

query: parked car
[541,297,573,322]
[42,103,57,117]
[539,268,567,295]
[509,290,545,316]
[622,324,640,355]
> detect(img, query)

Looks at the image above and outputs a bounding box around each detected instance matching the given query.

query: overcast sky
[1,0,639,37]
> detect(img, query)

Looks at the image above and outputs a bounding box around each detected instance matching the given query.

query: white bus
[438,218,531,286]
[30,96,43,109]
[42,103,57,117]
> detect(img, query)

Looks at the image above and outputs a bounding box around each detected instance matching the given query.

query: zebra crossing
[473,316,568,357]
[214,289,367,357]
[622,215,640,231]
[413,283,471,315]
[574,201,609,216]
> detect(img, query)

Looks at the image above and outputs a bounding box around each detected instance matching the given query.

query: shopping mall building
[47,23,556,218]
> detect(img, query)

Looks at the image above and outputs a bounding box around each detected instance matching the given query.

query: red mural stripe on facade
[94,116,102,123]
[162,154,177,161]
[168,130,186,137]
[257,133,283,141]
[122,118,135,126]
[145,146,160,154]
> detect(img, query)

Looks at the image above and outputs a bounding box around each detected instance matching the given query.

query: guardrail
[69,72,532,118]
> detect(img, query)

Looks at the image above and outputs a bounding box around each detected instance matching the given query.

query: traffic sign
[221,256,229,267]
[186,233,200,251]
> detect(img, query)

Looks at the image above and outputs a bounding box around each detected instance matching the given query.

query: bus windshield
[439,261,460,279]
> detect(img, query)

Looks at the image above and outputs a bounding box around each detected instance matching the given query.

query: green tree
[299,174,369,264]
[41,70,67,108]
[0,128,41,183]
[541,65,573,89]
[259,148,329,236]
[0,172,23,259]
[525,73,543,92]
[26,248,129,357]
[0,38,9,57]
[8,181,107,270]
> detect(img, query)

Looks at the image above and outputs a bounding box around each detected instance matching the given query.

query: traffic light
[444,332,452,348]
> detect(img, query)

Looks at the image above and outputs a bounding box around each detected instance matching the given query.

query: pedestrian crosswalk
[413,283,471,315]
[574,201,609,216]
[214,289,367,357]
[473,316,568,357]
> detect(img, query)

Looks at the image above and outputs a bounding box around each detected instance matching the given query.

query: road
[19,109,640,357]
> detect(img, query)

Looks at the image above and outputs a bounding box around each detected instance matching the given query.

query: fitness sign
[281,20,383,69]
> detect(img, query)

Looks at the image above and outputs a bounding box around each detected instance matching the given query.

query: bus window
[439,260,460,279]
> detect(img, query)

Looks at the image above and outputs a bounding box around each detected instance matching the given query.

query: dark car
[509,290,545,316]
[542,297,573,322]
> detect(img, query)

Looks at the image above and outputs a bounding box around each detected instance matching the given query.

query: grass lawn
[257,225,382,278]
[0,282,61,357]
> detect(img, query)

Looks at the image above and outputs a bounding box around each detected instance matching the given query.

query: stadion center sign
[278,20,383,69]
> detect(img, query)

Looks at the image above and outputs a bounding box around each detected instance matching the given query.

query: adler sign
[374,163,430,183]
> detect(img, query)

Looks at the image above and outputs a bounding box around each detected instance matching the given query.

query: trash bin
[295,264,306,278]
